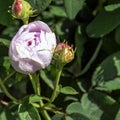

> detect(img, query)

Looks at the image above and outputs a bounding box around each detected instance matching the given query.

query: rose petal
[27,21,51,32]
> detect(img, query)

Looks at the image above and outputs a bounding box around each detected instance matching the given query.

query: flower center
[27,32,40,47]
[27,41,32,46]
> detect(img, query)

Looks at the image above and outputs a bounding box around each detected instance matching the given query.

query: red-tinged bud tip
[12,0,22,17]
[53,42,74,68]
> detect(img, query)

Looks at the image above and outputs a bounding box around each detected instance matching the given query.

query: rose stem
[29,73,51,120]
[0,78,18,102]
[50,68,62,102]
[29,74,37,93]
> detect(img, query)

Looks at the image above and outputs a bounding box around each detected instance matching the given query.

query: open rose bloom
[9,21,56,74]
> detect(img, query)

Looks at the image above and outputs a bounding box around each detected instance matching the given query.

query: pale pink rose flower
[9,21,56,74]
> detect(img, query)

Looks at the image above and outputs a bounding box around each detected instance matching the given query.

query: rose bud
[53,42,74,68]
[12,0,35,24]
[9,21,56,74]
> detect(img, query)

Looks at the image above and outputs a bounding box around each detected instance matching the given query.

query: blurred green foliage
[1,0,120,120]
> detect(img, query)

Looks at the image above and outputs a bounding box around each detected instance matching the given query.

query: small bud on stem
[12,0,36,24]
[53,42,75,69]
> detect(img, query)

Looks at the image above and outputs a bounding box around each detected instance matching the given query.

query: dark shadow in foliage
[61,19,77,44]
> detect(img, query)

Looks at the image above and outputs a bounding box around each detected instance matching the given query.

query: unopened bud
[12,0,36,24]
[12,0,22,18]
[53,42,74,68]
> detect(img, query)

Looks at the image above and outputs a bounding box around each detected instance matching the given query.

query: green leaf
[26,0,52,12]
[115,108,120,120]
[86,8,120,38]
[28,94,50,103]
[81,94,103,120]
[64,0,85,20]
[29,95,42,103]
[71,114,90,120]
[66,100,102,120]
[60,86,78,95]
[66,91,119,120]
[0,38,10,47]
[65,116,73,120]
[3,56,10,70]
[18,104,41,120]
[52,114,64,120]
[50,6,67,17]
[92,51,120,91]
[105,3,120,11]
[88,90,119,120]
[66,102,82,114]
[64,96,78,102]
